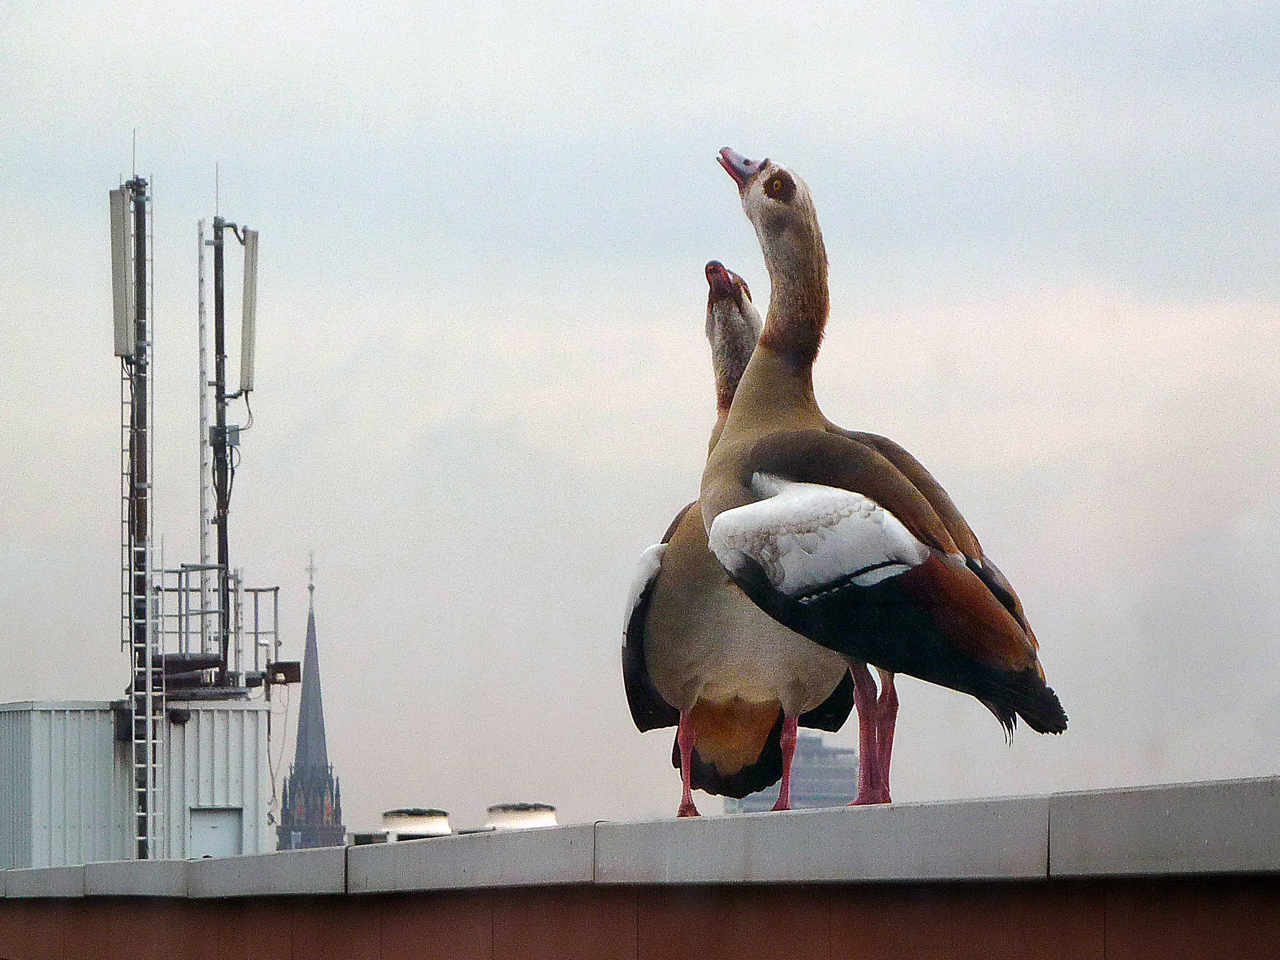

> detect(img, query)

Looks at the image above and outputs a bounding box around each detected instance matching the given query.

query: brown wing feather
[894,555,1042,675]
[828,425,1038,645]
[834,428,983,559]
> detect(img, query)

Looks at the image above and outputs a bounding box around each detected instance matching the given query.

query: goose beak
[718,148,767,192]
[705,261,736,300]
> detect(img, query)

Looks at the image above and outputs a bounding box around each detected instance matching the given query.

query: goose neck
[758,255,827,368]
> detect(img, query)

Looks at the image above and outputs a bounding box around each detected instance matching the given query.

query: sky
[2,2,1278,832]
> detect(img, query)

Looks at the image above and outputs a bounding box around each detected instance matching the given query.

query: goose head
[704,261,762,450]
[718,148,827,292]
[718,148,828,363]
[704,260,761,412]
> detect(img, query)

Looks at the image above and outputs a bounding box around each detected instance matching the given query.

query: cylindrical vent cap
[381,807,451,839]
[484,802,557,831]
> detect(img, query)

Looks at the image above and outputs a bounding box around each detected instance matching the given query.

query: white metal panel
[109,188,134,357]
[189,808,243,859]
[0,703,131,868]
[0,700,272,867]
[0,707,33,869]
[239,228,257,393]
[164,702,270,859]
[35,705,131,868]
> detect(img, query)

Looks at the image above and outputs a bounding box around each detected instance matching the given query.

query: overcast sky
[2,2,1278,831]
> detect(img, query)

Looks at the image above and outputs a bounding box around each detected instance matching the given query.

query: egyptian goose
[701,149,1068,751]
[623,262,855,817]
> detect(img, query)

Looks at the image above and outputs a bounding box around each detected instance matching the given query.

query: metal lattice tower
[110,177,278,859]
[113,177,166,859]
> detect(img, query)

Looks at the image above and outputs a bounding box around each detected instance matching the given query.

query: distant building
[277,576,345,849]
[722,732,858,813]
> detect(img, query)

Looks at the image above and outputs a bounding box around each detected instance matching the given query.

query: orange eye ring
[764,173,794,202]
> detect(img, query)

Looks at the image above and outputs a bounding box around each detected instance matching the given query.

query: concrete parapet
[2,776,1279,900]
[348,823,595,893]
[4,865,85,899]
[188,844,346,898]
[1049,775,1280,877]
[595,796,1049,884]
[84,857,188,897]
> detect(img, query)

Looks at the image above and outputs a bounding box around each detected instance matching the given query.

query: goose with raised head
[623,262,856,817]
[700,150,1067,764]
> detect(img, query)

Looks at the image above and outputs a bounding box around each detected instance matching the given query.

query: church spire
[278,555,344,848]
[293,554,330,770]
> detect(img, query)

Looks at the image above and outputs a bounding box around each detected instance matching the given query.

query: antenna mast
[208,210,259,684]
[212,216,231,680]
[106,166,288,860]
[110,175,165,859]
[198,221,212,654]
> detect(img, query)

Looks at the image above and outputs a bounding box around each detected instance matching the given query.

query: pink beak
[718,148,768,192]
[705,261,736,300]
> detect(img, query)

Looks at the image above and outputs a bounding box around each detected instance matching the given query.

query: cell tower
[109,177,294,860]
[202,215,260,683]
[110,177,162,859]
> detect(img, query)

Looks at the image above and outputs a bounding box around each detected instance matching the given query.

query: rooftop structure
[0,700,272,868]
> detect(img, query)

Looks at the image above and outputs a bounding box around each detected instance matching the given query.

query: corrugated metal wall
[0,703,131,869]
[0,701,272,867]
[0,707,34,870]
[30,704,132,867]
[164,702,271,859]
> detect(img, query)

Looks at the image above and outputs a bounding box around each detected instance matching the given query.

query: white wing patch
[623,543,666,631]
[707,474,929,599]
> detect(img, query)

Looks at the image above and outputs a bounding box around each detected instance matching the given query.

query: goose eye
[764,173,795,203]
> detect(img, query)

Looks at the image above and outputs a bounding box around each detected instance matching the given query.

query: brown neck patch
[760,282,827,367]
[715,384,737,413]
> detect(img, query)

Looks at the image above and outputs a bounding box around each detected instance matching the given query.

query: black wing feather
[798,667,856,732]
[620,503,694,732]
[726,555,1066,736]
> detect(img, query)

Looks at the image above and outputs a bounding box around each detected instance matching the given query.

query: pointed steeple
[278,555,345,850]
[293,557,330,771]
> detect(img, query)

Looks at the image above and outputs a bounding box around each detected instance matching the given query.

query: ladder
[119,179,165,860]
[122,356,164,859]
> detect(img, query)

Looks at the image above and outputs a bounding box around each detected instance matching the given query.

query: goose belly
[644,576,847,716]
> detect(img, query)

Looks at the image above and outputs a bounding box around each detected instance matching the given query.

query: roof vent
[484,803,557,831]
[381,807,451,840]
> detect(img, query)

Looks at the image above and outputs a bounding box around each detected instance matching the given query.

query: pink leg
[848,662,882,805]
[874,669,897,804]
[771,714,799,812]
[676,710,700,817]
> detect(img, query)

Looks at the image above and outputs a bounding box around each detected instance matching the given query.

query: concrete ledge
[4,866,85,898]
[85,858,188,897]
[4,777,1280,898]
[1050,775,1280,877]
[189,845,345,898]
[348,824,595,893]
[595,796,1049,884]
